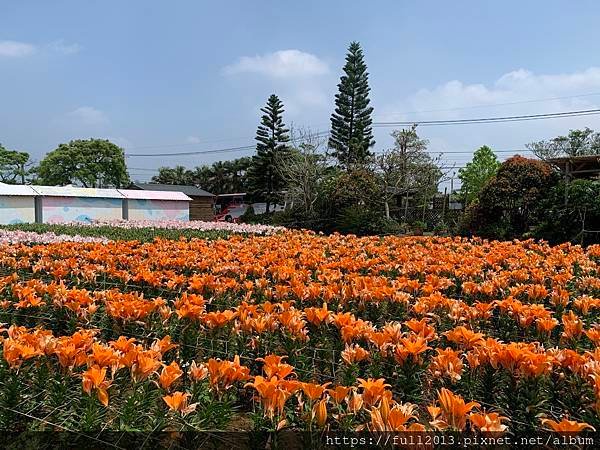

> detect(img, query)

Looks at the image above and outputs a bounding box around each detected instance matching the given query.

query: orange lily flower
[158,361,183,390]
[431,388,480,431]
[444,326,484,349]
[301,382,331,402]
[541,417,595,432]
[356,378,391,408]
[311,398,328,427]
[163,391,197,416]
[469,412,509,432]
[327,386,351,404]
[341,344,370,365]
[189,361,209,382]
[82,365,111,407]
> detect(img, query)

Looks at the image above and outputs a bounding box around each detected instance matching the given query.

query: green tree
[152,165,194,185]
[0,144,33,184]
[375,126,442,218]
[535,179,600,244]
[458,145,501,205]
[152,157,252,194]
[328,42,375,167]
[247,94,290,213]
[210,157,252,194]
[277,128,329,217]
[460,156,556,239]
[37,139,129,188]
[527,127,600,160]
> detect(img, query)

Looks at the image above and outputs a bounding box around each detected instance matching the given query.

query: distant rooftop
[547,155,600,177]
[119,189,191,201]
[130,183,214,197]
[547,155,600,163]
[30,185,124,199]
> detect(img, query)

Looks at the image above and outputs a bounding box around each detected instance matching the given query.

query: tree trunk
[385,200,390,219]
[266,169,271,214]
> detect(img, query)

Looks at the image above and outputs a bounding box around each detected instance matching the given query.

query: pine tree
[329,42,375,167]
[248,94,290,214]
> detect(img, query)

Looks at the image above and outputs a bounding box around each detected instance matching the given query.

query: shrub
[334,206,402,236]
[534,179,600,244]
[238,205,257,223]
[460,156,557,239]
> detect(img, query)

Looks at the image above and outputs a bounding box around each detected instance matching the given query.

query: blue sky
[2,0,600,183]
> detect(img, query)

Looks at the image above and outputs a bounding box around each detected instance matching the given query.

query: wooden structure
[547,155,600,181]
[129,183,215,221]
[547,155,600,206]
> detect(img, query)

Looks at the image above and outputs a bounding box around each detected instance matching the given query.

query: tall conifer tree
[329,42,375,167]
[248,94,290,213]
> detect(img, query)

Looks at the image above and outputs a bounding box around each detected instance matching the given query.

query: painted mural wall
[127,199,189,221]
[0,196,36,225]
[41,196,123,223]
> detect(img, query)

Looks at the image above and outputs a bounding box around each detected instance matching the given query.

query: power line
[117,92,600,152]
[124,108,598,158]
[125,130,331,157]
[126,144,256,158]
[372,108,600,127]
[125,134,255,150]
[376,91,600,118]
[405,148,533,155]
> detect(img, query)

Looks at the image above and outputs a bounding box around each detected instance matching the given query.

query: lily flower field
[0,229,599,435]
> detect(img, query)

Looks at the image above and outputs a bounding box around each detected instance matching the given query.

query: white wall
[0,196,36,224]
[41,196,123,223]
[127,199,189,221]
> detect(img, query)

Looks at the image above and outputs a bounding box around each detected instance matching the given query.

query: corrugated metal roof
[0,184,193,201]
[0,183,38,196]
[118,189,192,201]
[31,186,124,199]
[131,183,215,197]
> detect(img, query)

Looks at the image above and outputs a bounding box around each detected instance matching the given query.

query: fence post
[442,188,447,223]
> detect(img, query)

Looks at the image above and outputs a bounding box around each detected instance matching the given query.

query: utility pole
[450,172,454,206]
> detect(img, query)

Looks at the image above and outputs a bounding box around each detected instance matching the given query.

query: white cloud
[380,68,600,122]
[224,50,332,122]
[186,136,201,144]
[223,50,329,78]
[377,67,600,188]
[106,136,134,149]
[65,106,109,127]
[0,39,81,58]
[48,39,82,55]
[0,40,35,57]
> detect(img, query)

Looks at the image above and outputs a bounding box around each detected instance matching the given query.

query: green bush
[460,156,556,239]
[534,179,600,244]
[334,206,402,236]
[432,221,450,236]
[238,205,258,223]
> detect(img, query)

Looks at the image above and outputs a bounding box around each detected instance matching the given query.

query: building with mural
[0,183,37,225]
[0,183,192,224]
[120,189,191,221]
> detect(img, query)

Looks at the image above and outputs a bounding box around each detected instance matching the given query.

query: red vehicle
[215,193,247,222]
